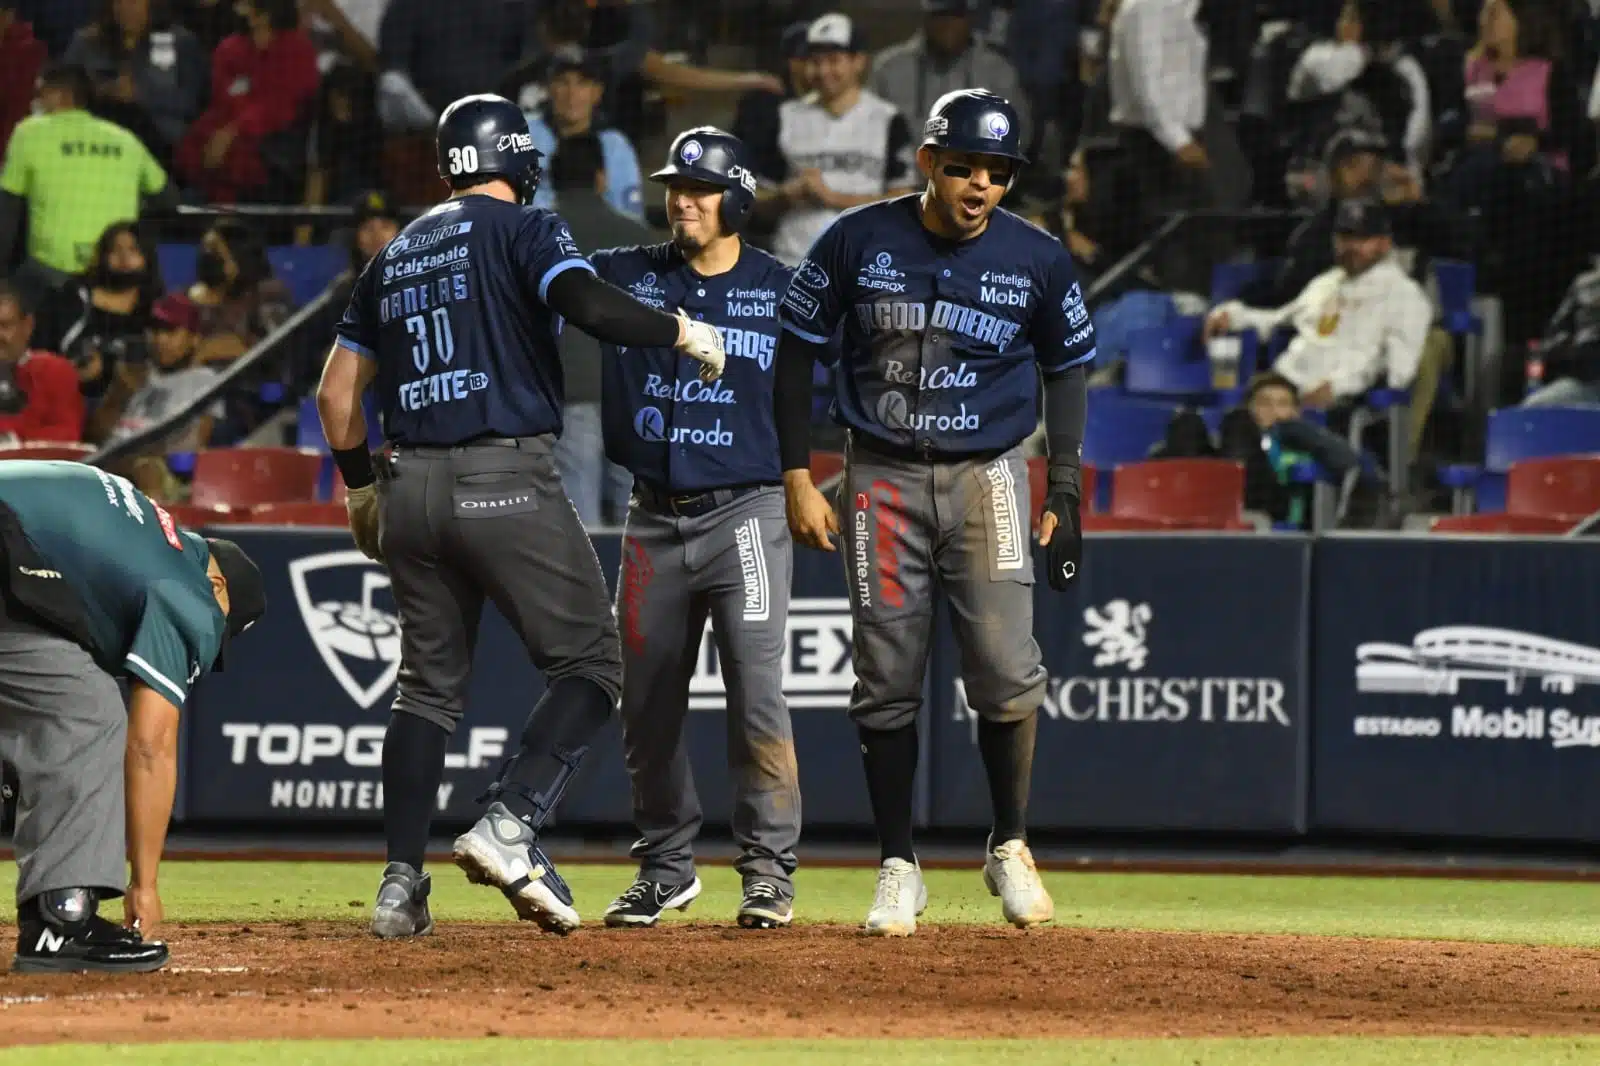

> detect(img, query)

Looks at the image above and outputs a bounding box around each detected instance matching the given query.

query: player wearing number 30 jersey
[772,88,1093,937]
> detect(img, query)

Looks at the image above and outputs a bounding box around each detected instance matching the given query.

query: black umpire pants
[377,435,622,733]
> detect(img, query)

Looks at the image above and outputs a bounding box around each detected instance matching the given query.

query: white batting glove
[674,309,726,382]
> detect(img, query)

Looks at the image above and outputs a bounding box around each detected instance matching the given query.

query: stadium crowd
[0,0,1598,531]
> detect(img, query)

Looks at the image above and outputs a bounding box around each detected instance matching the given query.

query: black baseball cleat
[737,881,794,929]
[370,862,434,939]
[602,877,702,927]
[12,889,170,974]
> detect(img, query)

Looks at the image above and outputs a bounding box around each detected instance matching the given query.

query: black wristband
[332,445,375,490]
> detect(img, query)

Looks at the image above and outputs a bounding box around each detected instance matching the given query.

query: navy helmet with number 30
[921,88,1028,170]
[650,126,758,236]
[436,93,545,205]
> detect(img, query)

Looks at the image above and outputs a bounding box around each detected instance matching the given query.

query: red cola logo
[620,537,655,656]
[871,480,907,609]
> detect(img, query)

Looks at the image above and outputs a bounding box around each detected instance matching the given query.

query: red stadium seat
[1430,513,1575,534]
[248,501,349,527]
[1505,455,1600,521]
[190,447,324,509]
[810,450,845,487]
[0,442,96,462]
[162,503,239,528]
[1110,459,1245,527]
[1081,513,1167,531]
[1026,457,1099,532]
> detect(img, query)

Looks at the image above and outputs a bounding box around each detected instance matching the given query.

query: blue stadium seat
[1432,259,1481,336]
[1084,391,1179,507]
[1210,258,1282,304]
[1124,317,1213,400]
[1439,406,1600,512]
[298,393,382,453]
[156,243,345,308]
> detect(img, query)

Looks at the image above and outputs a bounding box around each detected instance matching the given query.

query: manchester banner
[927,536,1311,833]
[1312,535,1600,842]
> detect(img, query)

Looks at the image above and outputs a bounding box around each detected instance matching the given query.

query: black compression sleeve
[775,329,825,472]
[1042,362,1088,498]
[545,268,681,349]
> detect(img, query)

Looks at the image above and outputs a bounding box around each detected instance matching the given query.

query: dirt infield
[3,923,1598,1045]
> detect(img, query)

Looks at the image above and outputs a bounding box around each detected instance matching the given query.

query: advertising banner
[185,529,873,830]
[1312,536,1600,842]
[928,536,1310,833]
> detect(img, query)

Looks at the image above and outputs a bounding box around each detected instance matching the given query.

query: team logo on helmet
[986,112,1011,139]
[680,139,704,165]
[925,116,949,138]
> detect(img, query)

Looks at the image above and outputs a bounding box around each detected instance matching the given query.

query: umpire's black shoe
[602,876,703,927]
[737,881,794,929]
[13,889,170,974]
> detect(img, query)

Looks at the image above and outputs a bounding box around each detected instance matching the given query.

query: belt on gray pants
[633,481,774,519]
[391,435,550,459]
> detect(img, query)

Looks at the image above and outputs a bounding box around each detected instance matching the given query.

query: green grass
[3,862,1596,947]
[6,1038,1600,1066]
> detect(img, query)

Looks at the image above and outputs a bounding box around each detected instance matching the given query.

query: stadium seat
[1025,457,1098,531]
[1081,513,1168,531]
[1429,512,1574,534]
[1210,260,1277,304]
[1124,317,1213,400]
[1084,393,1181,511]
[159,243,347,309]
[1111,458,1246,527]
[247,501,350,527]
[1432,259,1481,336]
[0,442,96,462]
[810,450,845,488]
[163,503,240,528]
[1439,407,1600,512]
[190,447,325,509]
[1504,455,1600,521]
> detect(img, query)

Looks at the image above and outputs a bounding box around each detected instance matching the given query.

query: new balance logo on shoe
[34,928,65,954]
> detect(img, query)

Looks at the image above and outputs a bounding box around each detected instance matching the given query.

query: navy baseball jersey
[335,194,595,445]
[778,195,1097,457]
[592,241,793,492]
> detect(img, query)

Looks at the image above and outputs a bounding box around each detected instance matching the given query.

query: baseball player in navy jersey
[316,93,727,939]
[772,89,1093,936]
[587,128,801,930]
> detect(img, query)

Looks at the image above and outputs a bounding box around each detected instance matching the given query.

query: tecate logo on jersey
[633,406,735,447]
[383,244,470,284]
[882,359,977,390]
[398,369,491,412]
[642,373,737,404]
[687,597,856,710]
[858,251,907,293]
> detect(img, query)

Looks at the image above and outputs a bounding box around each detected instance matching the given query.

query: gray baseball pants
[838,436,1047,730]
[378,435,623,731]
[616,484,800,891]
[0,613,126,905]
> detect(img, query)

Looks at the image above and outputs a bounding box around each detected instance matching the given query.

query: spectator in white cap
[752,13,918,266]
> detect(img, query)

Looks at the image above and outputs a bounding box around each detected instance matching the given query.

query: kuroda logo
[288,552,401,710]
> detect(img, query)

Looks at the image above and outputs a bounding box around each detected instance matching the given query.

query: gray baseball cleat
[864,858,927,937]
[370,862,434,939]
[452,801,580,934]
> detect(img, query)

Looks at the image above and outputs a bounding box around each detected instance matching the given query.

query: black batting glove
[1042,490,1082,591]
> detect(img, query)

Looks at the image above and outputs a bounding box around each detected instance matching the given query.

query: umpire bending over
[772,89,1094,937]
[0,461,265,972]
[316,94,727,939]
[589,128,801,931]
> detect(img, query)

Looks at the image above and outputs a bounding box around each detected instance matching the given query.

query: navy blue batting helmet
[650,126,757,236]
[921,88,1028,167]
[436,93,544,205]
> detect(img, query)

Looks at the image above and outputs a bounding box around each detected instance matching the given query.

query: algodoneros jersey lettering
[336,195,595,445]
[594,241,792,492]
[780,195,1096,457]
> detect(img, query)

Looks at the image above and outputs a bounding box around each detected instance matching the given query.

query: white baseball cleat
[863,857,927,937]
[982,836,1055,928]
[452,802,581,934]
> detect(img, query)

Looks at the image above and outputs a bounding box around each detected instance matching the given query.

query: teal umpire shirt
[0,461,226,706]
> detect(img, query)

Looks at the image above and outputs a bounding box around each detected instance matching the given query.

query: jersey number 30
[405,307,456,372]
[446,145,479,176]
